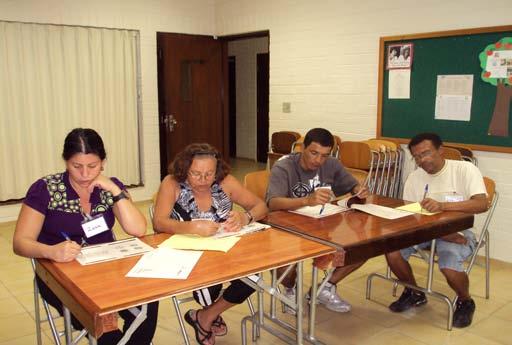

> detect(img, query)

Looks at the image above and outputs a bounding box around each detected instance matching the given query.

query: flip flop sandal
[211,315,228,336]
[184,309,215,345]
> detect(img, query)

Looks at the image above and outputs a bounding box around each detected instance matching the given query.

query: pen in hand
[319,204,325,215]
[421,184,429,214]
[60,231,71,241]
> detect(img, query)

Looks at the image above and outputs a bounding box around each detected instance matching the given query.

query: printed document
[340,202,412,219]
[76,237,154,265]
[126,247,202,279]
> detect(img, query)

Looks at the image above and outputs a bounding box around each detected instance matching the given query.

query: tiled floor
[0,158,511,344]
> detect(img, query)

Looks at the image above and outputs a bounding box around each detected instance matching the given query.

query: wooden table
[35,228,334,344]
[262,195,475,337]
[265,195,474,266]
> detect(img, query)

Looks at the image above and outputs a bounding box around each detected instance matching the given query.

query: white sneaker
[282,287,297,315]
[316,284,351,313]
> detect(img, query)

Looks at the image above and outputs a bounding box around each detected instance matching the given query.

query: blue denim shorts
[400,229,476,272]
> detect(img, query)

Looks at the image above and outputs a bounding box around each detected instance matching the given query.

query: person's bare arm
[13,205,81,262]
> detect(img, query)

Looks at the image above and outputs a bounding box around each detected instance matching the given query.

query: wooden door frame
[219,30,270,162]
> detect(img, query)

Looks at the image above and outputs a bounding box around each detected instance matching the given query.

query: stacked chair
[338,139,404,198]
[267,131,301,168]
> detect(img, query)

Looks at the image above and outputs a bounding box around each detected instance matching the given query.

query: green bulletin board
[377,25,512,153]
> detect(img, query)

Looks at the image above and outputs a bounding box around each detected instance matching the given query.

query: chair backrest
[444,144,476,165]
[483,176,496,210]
[339,141,372,170]
[441,147,463,161]
[291,136,305,153]
[244,170,270,200]
[332,135,343,158]
[271,131,301,154]
[346,168,369,186]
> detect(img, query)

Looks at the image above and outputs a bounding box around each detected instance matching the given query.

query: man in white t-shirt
[385,133,487,328]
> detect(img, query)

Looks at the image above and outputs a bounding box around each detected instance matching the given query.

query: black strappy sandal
[211,315,227,336]
[184,309,215,345]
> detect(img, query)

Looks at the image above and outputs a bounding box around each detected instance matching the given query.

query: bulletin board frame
[376,25,512,153]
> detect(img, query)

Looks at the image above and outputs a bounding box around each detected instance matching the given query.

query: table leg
[172,296,191,345]
[296,262,303,345]
[308,265,318,341]
[63,306,72,345]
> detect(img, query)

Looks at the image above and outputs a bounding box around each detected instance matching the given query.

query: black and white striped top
[170,181,232,222]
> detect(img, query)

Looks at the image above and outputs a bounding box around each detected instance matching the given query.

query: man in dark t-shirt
[266,128,368,314]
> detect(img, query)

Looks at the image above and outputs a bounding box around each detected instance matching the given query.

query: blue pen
[319,204,325,215]
[422,184,429,200]
[420,184,429,214]
[60,231,71,241]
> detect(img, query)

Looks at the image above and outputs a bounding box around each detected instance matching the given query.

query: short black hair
[408,132,443,152]
[303,128,334,148]
[62,128,107,161]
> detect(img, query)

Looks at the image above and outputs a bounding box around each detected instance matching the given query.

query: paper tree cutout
[479,37,512,137]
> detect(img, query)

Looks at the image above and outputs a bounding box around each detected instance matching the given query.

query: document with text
[126,247,203,279]
[76,237,154,265]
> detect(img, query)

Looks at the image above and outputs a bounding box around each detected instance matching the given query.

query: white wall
[228,37,269,160]
[0,0,215,222]
[1,0,512,263]
[215,0,512,262]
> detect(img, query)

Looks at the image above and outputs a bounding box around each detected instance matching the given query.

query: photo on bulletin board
[387,43,413,69]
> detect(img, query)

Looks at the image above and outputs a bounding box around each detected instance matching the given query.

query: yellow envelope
[395,202,439,216]
[159,234,240,253]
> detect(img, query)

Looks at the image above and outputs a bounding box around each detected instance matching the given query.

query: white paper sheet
[289,204,348,218]
[434,75,473,121]
[349,203,412,219]
[76,237,154,265]
[388,69,411,99]
[126,247,203,279]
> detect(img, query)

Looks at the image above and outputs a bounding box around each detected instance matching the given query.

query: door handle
[163,114,177,132]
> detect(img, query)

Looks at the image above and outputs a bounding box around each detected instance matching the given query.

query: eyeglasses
[188,170,216,181]
[412,149,434,162]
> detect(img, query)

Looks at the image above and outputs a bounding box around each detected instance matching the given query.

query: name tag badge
[81,215,109,238]
[445,194,464,202]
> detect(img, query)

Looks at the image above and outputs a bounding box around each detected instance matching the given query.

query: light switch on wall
[282,102,291,113]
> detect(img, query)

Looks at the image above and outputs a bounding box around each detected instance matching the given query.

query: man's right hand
[306,188,333,206]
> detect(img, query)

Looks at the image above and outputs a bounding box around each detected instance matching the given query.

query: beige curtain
[0,21,141,201]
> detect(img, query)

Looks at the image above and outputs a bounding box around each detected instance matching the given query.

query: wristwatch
[244,210,254,224]
[112,191,129,203]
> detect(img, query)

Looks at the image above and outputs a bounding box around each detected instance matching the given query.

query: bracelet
[244,210,254,224]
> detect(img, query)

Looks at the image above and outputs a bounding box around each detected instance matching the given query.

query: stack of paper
[159,234,240,252]
[126,247,202,279]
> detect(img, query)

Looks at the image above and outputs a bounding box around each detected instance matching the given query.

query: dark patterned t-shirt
[24,171,124,246]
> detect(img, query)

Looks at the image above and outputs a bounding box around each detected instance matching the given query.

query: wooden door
[157,33,228,179]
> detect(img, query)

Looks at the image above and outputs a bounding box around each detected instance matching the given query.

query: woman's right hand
[192,220,220,237]
[51,241,82,262]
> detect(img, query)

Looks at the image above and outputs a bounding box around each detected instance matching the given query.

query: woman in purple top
[13,128,158,345]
